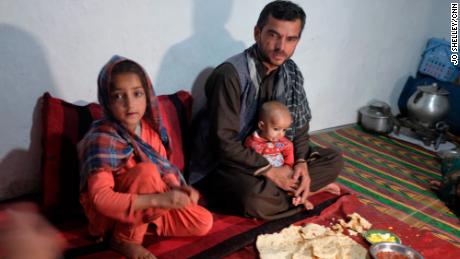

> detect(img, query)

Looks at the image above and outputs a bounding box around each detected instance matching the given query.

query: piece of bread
[256,225,303,259]
[299,223,327,240]
[257,222,369,259]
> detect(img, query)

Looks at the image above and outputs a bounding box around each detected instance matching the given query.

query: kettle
[407,83,450,127]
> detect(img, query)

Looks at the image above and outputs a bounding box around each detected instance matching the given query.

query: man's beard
[256,44,287,67]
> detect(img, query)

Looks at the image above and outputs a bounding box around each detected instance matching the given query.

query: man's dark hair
[256,0,306,36]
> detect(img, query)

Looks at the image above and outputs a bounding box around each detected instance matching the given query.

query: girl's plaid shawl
[78,119,185,189]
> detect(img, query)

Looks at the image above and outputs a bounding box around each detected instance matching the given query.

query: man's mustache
[272,50,287,57]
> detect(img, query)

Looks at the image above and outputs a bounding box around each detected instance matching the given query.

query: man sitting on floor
[190,0,343,220]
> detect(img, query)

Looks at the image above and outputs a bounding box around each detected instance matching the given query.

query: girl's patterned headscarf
[97,55,169,147]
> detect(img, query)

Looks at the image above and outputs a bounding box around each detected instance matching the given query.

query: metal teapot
[407,83,450,127]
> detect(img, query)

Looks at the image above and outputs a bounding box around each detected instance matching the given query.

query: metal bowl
[369,242,424,259]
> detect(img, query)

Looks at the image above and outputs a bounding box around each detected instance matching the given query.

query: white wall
[0,0,451,200]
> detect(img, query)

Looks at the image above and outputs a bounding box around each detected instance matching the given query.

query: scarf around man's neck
[227,44,311,141]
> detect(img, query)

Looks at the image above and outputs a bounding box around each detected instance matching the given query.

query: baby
[244,101,314,209]
[244,101,294,167]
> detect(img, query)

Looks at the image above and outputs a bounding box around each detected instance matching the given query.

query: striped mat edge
[310,125,460,247]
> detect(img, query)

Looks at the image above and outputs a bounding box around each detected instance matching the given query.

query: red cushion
[157,91,193,175]
[40,91,192,218]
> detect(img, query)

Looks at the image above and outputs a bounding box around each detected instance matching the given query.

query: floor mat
[63,125,459,258]
[310,125,460,246]
[65,192,341,259]
[227,194,460,259]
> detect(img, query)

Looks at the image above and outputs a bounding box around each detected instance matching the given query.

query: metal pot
[407,83,450,127]
[358,101,394,134]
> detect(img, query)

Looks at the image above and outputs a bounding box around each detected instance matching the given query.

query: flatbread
[311,236,339,258]
[343,213,372,234]
[256,222,370,259]
[337,243,368,259]
[299,223,327,239]
[256,226,304,259]
[291,244,314,259]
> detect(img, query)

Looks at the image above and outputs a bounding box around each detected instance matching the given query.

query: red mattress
[61,188,460,259]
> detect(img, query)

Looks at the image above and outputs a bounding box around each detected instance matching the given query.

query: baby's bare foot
[292,197,314,210]
[310,183,341,196]
[292,196,300,206]
[323,183,341,195]
[303,199,314,210]
[110,238,156,259]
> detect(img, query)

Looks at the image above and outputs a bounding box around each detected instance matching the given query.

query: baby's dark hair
[110,60,148,92]
[256,0,306,36]
[259,100,291,123]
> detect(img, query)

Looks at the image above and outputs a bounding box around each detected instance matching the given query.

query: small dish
[369,242,424,259]
[364,229,401,244]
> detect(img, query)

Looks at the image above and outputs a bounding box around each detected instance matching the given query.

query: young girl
[78,56,212,259]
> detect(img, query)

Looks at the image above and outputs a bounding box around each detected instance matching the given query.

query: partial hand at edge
[0,205,66,259]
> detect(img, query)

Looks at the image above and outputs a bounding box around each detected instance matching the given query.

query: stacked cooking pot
[358,101,394,134]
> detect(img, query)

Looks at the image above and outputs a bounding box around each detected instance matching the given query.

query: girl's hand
[158,189,192,209]
[137,186,200,211]
[176,186,200,204]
